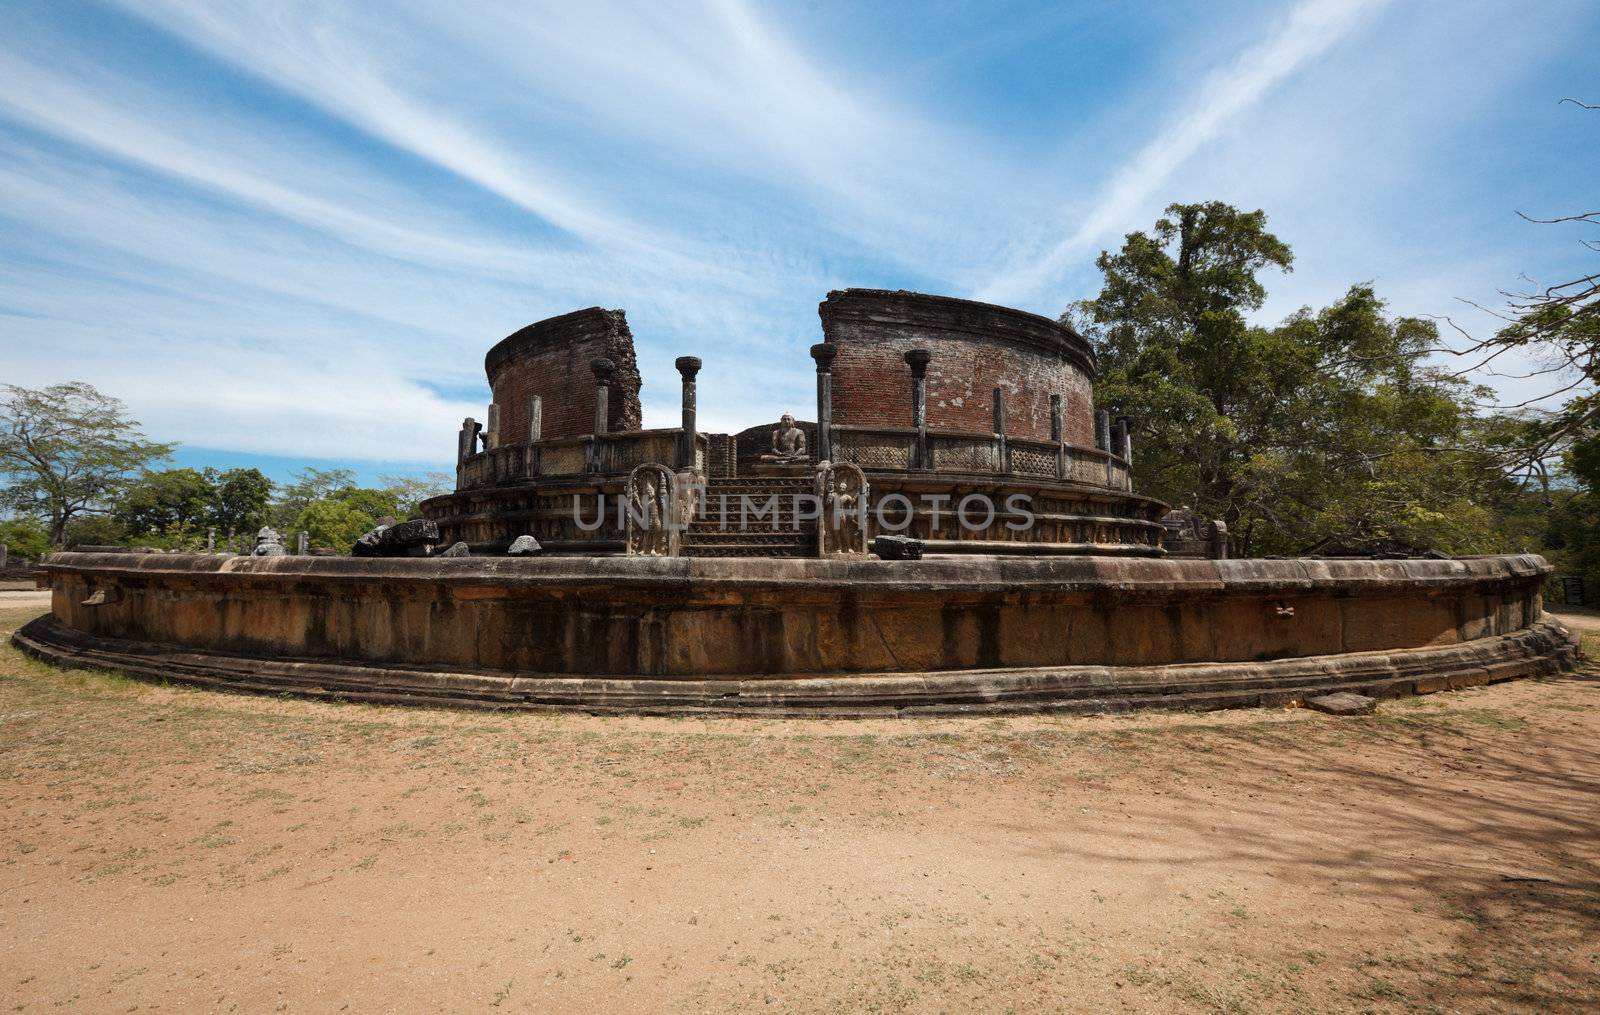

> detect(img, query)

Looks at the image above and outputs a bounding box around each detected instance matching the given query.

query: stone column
[904,348,931,470]
[1050,394,1065,479]
[589,358,614,473]
[590,358,614,436]
[297,530,309,556]
[1095,410,1111,452]
[527,396,542,442]
[457,417,480,487]
[206,527,216,552]
[810,343,836,463]
[675,355,702,469]
[993,387,1008,473]
[1114,417,1133,464]
[458,417,480,462]
[485,403,500,450]
[0,543,7,569]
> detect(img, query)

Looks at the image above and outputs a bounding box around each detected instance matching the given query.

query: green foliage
[1544,432,1600,604]
[291,481,400,552]
[379,472,454,518]
[0,516,51,561]
[61,514,128,549]
[115,468,214,535]
[211,468,273,534]
[272,467,356,530]
[113,466,274,547]
[1072,202,1517,556]
[0,382,174,546]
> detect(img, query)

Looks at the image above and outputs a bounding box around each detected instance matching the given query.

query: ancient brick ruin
[423,288,1168,558]
[19,289,1579,717]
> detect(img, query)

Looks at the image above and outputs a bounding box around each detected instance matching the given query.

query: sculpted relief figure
[761,413,808,463]
[818,461,869,556]
[625,463,675,556]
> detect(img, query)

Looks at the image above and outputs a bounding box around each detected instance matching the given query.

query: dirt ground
[1,605,1597,1013]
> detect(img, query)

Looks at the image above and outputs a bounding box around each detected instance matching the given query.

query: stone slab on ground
[1307,691,1377,716]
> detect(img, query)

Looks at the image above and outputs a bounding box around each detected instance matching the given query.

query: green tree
[209,467,273,535]
[1071,202,1509,556]
[380,472,453,519]
[1543,431,1600,603]
[0,383,174,547]
[116,468,216,537]
[272,467,356,530]
[293,486,400,551]
[0,516,52,561]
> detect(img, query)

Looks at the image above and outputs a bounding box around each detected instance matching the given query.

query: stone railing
[458,429,707,489]
[829,425,1131,491]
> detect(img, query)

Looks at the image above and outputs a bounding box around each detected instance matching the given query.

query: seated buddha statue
[761,413,808,463]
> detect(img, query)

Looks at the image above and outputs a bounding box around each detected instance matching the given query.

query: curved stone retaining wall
[14,552,1578,716]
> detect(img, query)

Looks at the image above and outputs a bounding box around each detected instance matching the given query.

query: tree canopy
[0,382,174,546]
[114,466,273,548]
[1070,202,1516,556]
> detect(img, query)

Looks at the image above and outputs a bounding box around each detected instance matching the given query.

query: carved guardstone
[624,463,678,557]
[816,461,869,557]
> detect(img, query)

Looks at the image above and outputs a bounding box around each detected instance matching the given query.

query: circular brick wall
[818,290,1097,445]
[484,307,642,444]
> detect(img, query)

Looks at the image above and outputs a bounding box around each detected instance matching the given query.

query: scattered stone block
[384,519,439,549]
[437,541,471,558]
[1306,692,1377,716]
[352,519,442,557]
[351,524,389,557]
[872,534,924,561]
[508,535,542,556]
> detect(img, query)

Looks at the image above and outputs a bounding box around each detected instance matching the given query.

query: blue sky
[1,0,1596,484]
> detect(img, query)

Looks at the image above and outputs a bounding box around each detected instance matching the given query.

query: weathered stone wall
[32,552,1559,677]
[818,289,1097,446]
[485,308,643,444]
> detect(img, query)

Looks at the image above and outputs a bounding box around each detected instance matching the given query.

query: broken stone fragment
[351,524,389,557]
[382,518,439,549]
[507,535,542,556]
[872,534,924,561]
[437,541,470,558]
[1305,692,1377,716]
[353,518,442,557]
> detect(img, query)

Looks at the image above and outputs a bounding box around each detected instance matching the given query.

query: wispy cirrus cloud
[978,0,1393,305]
[0,0,1593,472]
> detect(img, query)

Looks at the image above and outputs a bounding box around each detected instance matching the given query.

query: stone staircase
[683,476,816,558]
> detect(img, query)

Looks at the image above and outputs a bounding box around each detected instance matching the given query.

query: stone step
[703,478,814,491]
[685,543,813,558]
[684,531,813,545]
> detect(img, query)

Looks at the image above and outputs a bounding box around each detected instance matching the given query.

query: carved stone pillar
[1050,394,1065,479]
[1114,416,1133,464]
[993,387,1008,473]
[527,396,542,442]
[588,359,614,473]
[1095,409,1111,452]
[904,348,930,470]
[457,417,482,487]
[297,530,309,556]
[485,403,500,450]
[675,355,702,469]
[810,343,836,463]
[590,358,614,436]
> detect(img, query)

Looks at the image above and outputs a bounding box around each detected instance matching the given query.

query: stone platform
[13,553,1579,717]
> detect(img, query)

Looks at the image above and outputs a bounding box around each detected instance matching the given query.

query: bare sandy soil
[2,605,1597,1013]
